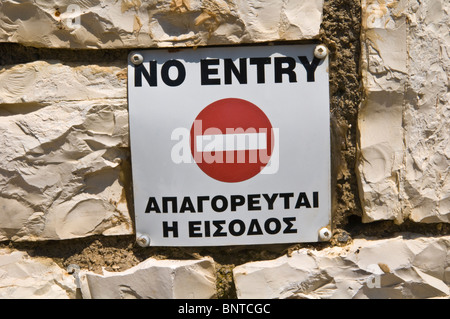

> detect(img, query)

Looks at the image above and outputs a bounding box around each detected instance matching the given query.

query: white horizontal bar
[196,132,267,152]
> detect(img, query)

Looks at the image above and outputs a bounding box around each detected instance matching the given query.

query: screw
[314,44,328,59]
[67,264,81,288]
[136,233,151,247]
[318,227,331,241]
[130,53,143,65]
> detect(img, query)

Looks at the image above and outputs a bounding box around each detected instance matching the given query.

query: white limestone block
[0,61,126,104]
[0,61,132,241]
[233,235,450,299]
[357,0,449,223]
[80,257,217,299]
[0,248,77,298]
[0,0,324,49]
[402,0,450,223]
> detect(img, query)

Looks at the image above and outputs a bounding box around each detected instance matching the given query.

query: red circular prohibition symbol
[190,98,274,183]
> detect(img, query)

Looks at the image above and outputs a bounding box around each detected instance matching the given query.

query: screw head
[314,45,328,59]
[136,233,151,247]
[319,227,331,241]
[67,264,80,274]
[130,53,143,65]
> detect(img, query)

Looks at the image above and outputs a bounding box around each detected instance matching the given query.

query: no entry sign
[190,98,274,183]
[128,44,331,247]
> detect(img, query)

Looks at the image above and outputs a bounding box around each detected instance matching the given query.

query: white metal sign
[127,44,331,247]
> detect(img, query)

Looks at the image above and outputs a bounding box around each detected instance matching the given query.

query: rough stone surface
[0,248,77,298]
[357,0,449,223]
[403,0,449,223]
[0,0,448,301]
[80,257,216,299]
[233,235,450,299]
[0,0,323,49]
[0,61,132,241]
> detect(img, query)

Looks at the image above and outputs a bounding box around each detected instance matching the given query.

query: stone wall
[0,0,448,299]
[357,0,449,224]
